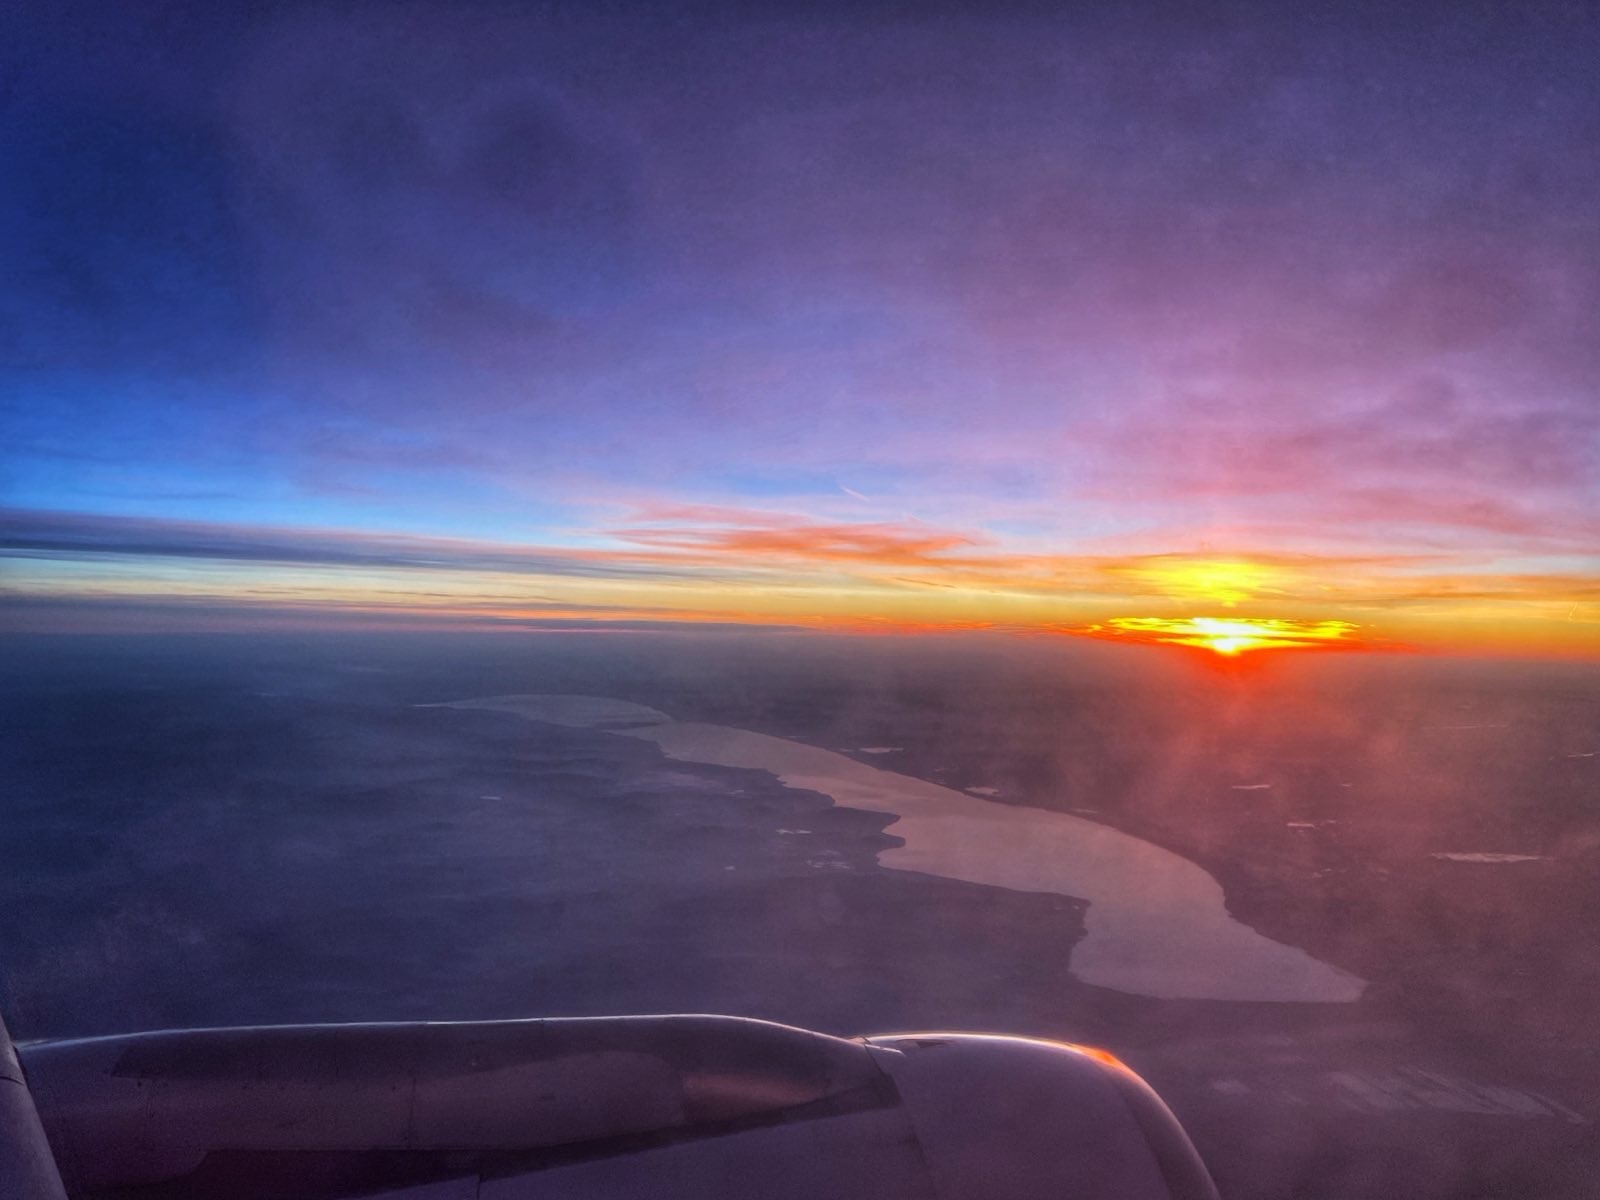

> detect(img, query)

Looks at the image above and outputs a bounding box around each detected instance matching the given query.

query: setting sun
[1072,616,1363,656]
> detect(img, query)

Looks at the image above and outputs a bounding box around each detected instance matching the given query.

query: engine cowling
[19,1015,1217,1200]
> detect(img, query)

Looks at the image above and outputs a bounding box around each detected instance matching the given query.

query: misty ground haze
[2,630,1598,1199]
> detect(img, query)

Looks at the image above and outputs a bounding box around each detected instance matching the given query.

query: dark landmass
[2,630,1598,1199]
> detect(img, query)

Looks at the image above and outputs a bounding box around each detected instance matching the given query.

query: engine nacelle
[18,1015,1217,1199]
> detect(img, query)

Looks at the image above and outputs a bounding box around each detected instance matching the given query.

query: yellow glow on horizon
[1111,558,1287,607]
[1079,615,1363,656]
[9,527,1599,656]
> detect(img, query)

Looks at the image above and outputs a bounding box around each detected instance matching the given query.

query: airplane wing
[6,1011,1218,1199]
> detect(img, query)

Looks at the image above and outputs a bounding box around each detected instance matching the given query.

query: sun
[1070,615,1361,656]
[1183,617,1293,656]
[1205,635,1255,656]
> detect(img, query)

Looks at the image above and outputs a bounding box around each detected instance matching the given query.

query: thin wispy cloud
[0,2,1594,653]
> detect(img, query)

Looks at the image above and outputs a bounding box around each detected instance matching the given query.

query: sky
[2,1,1597,656]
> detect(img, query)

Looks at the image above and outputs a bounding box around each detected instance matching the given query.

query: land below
[2,631,1597,1199]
